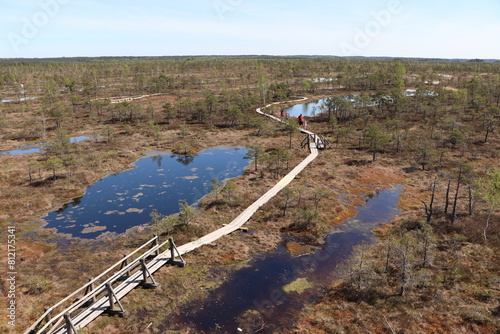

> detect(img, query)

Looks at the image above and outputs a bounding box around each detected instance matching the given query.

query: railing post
[147,234,160,258]
[43,306,52,329]
[119,254,131,278]
[319,135,328,149]
[153,234,160,256]
[139,258,159,289]
[77,277,96,307]
[168,238,187,267]
[63,313,77,334]
[169,237,175,261]
[43,306,52,323]
[85,278,96,305]
[105,283,126,317]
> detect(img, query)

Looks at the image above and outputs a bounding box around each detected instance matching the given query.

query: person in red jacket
[298,114,304,127]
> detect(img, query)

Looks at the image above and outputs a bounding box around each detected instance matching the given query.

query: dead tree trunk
[468,186,474,215]
[428,176,438,222]
[451,167,463,224]
[444,180,451,214]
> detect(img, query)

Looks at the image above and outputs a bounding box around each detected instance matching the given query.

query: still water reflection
[1,136,98,156]
[41,147,249,238]
[175,185,402,333]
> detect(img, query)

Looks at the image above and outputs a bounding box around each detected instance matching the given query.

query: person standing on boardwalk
[298,114,304,127]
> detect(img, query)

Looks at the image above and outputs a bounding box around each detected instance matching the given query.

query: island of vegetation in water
[0,56,498,334]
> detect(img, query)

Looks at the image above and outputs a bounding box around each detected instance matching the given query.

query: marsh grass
[299,219,500,333]
[1,58,499,334]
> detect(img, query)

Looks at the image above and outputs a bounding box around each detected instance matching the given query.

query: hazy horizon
[1,55,498,62]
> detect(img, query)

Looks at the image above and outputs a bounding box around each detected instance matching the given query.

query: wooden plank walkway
[31,97,320,334]
[51,252,175,334]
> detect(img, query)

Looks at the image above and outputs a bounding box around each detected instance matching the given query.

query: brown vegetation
[0,57,499,333]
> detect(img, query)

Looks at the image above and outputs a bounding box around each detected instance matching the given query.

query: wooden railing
[24,236,185,334]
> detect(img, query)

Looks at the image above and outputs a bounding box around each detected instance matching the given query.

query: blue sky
[1,0,499,59]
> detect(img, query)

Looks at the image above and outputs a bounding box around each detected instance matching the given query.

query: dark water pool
[172,185,402,333]
[41,147,249,239]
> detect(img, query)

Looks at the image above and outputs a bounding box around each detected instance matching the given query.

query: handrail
[41,237,171,334]
[43,237,171,334]
[24,235,161,334]
[39,237,171,334]
[301,135,310,149]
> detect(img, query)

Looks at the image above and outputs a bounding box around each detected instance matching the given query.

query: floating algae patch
[179,175,199,180]
[126,208,144,214]
[286,242,317,256]
[81,225,107,234]
[283,278,313,294]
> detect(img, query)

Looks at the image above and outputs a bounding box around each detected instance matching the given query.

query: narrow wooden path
[179,97,317,253]
[50,245,178,334]
[27,97,322,334]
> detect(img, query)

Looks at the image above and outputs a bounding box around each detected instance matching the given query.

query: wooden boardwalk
[50,246,178,334]
[26,97,322,334]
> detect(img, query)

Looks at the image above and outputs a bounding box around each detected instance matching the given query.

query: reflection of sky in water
[284,99,326,117]
[1,96,37,103]
[330,185,402,237]
[42,147,249,238]
[284,96,365,118]
[179,186,403,332]
[284,96,374,118]
[1,136,96,156]
[284,92,436,118]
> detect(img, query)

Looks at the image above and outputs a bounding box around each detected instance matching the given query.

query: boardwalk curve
[26,96,323,334]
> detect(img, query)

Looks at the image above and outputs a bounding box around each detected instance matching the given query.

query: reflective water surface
[41,147,250,238]
[173,185,403,333]
[1,136,98,156]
